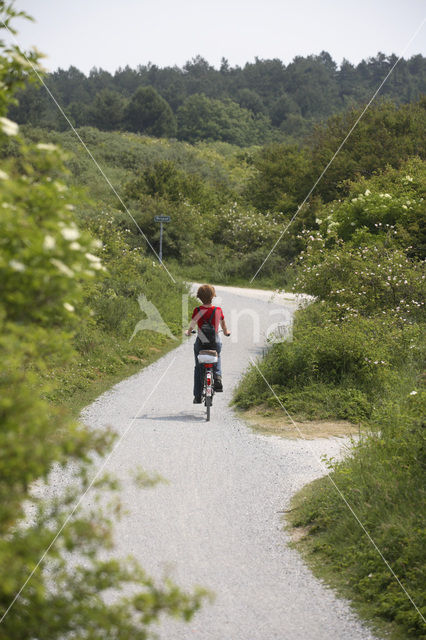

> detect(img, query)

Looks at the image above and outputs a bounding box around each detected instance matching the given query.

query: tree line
[9,51,426,145]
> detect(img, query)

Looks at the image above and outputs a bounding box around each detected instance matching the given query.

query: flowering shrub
[310,157,426,256]
[247,160,426,637]
[294,241,425,323]
[0,5,204,638]
[218,202,284,252]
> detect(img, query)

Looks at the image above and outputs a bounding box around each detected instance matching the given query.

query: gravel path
[81,285,377,640]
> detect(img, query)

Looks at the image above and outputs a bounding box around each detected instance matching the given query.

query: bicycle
[197,348,218,421]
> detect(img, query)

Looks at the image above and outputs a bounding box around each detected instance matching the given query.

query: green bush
[233,300,423,421]
[0,6,205,637]
[295,241,425,323]
[236,157,426,638]
[290,388,426,638]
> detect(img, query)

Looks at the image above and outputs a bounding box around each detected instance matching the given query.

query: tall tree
[124,86,176,137]
[89,88,127,130]
[308,98,426,201]
[243,142,311,213]
[177,93,272,145]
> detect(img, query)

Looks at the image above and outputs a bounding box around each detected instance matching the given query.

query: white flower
[0,169,9,180]
[61,227,80,241]
[9,259,25,272]
[0,117,19,136]
[409,390,417,396]
[85,252,101,263]
[384,193,392,199]
[65,204,75,211]
[91,239,103,249]
[11,52,32,68]
[54,181,67,192]
[364,189,371,196]
[50,258,74,277]
[69,241,82,251]
[315,218,322,225]
[85,253,103,270]
[63,302,75,312]
[402,205,408,210]
[43,235,56,250]
[405,175,413,182]
[36,143,58,151]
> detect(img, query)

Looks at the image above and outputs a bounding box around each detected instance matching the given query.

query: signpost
[154,215,171,264]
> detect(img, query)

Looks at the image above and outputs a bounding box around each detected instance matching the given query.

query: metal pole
[159,221,163,264]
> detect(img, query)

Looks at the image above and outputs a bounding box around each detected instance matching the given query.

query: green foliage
[124,86,177,137]
[233,304,422,421]
[0,5,205,636]
[0,2,41,114]
[88,88,127,131]
[307,99,426,202]
[236,156,426,636]
[48,210,190,403]
[295,241,425,323]
[236,88,266,115]
[123,158,219,211]
[10,52,426,145]
[243,143,310,213]
[332,157,426,258]
[177,93,273,146]
[289,387,426,638]
[270,93,300,127]
[16,97,426,287]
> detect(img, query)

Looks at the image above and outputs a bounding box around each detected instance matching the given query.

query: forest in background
[19,97,426,285]
[9,52,426,145]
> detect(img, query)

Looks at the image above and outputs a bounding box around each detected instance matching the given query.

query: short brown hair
[197,284,216,304]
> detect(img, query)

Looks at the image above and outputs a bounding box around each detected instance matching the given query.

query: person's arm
[185,308,200,336]
[220,316,231,336]
[184,317,197,336]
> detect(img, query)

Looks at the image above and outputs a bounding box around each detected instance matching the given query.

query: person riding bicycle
[185,284,231,404]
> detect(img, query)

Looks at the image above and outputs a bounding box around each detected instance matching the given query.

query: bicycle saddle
[197,350,218,364]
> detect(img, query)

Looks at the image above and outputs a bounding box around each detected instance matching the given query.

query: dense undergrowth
[0,6,206,635]
[46,208,191,411]
[234,158,426,637]
[287,383,425,639]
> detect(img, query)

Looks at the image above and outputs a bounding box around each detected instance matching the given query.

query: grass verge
[285,478,421,640]
[52,337,180,418]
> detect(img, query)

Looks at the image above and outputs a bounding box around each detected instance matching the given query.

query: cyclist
[185,284,231,404]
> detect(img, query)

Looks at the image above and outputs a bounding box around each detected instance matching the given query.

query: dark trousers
[193,337,222,399]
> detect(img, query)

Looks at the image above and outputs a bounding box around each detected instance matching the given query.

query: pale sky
[8,0,426,74]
